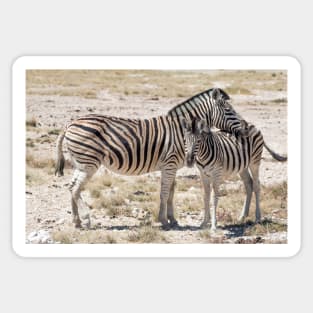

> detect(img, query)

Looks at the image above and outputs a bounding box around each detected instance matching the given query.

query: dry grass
[52,225,165,244]
[52,229,118,244]
[92,193,126,211]
[26,152,55,169]
[128,226,164,243]
[26,151,56,186]
[86,173,160,221]
[25,69,287,244]
[26,168,45,185]
[26,70,287,99]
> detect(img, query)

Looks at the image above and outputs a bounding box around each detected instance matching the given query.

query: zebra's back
[64,114,184,175]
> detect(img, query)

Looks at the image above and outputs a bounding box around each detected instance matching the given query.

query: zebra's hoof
[74,221,82,228]
[169,220,179,228]
[161,223,171,231]
[82,220,91,229]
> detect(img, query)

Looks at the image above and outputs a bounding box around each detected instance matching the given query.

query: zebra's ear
[180,117,188,130]
[212,88,221,100]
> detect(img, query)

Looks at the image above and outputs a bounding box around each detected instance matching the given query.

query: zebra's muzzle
[186,156,195,168]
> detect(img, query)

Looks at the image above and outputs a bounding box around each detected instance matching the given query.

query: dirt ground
[25,70,288,244]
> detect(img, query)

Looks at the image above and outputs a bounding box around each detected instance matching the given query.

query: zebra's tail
[55,130,66,176]
[264,142,287,162]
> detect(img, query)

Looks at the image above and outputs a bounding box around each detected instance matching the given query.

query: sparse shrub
[53,231,73,244]
[26,117,37,127]
[271,98,287,104]
[128,226,160,243]
[244,219,287,237]
[26,138,35,147]
[48,129,61,135]
[92,193,123,210]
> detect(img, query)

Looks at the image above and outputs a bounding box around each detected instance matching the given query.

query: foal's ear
[197,119,209,134]
[180,117,187,129]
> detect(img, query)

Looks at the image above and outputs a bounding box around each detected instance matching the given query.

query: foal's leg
[167,180,178,227]
[159,169,177,228]
[238,169,253,221]
[249,163,262,223]
[200,172,212,228]
[211,182,220,231]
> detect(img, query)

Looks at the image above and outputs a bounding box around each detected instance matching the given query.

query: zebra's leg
[69,169,81,227]
[238,169,253,221]
[159,169,176,228]
[249,163,262,223]
[200,172,212,228]
[69,168,95,228]
[167,180,178,227]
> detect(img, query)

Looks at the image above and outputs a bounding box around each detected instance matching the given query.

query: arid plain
[25,70,287,244]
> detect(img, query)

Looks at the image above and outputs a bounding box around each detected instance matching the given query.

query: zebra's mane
[167,88,230,118]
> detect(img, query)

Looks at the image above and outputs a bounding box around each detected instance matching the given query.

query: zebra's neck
[167,89,214,121]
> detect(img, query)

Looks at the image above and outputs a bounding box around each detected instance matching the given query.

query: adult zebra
[55,88,248,229]
[182,117,287,230]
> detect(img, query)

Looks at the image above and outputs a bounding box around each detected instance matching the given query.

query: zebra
[182,117,287,230]
[55,88,249,229]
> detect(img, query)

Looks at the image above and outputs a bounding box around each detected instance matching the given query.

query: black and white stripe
[183,118,287,230]
[55,88,247,228]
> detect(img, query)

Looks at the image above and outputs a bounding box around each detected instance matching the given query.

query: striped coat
[183,118,287,230]
[55,88,247,228]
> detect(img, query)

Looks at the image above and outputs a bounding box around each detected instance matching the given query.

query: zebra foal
[55,88,248,229]
[182,117,287,230]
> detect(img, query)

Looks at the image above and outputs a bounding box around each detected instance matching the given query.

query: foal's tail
[264,142,287,162]
[55,130,66,176]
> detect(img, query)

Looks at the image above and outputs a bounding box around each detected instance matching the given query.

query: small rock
[132,207,140,217]
[56,218,65,225]
[27,230,53,244]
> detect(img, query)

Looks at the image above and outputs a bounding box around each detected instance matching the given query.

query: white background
[1,1,311,312]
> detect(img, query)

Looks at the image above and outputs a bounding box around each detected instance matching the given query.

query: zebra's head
[182,118,208,168]
[209,88,249,138]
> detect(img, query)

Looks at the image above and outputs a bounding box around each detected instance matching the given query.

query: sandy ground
[25,80,288,244]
